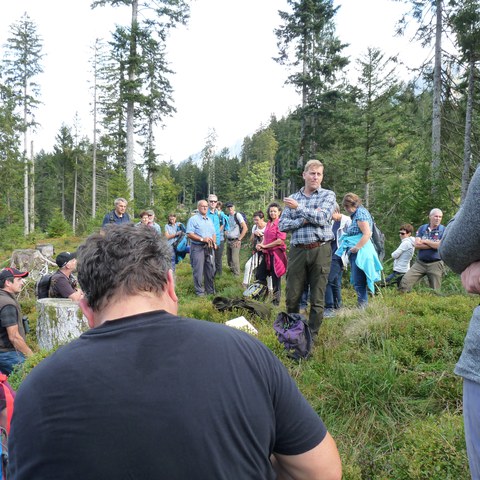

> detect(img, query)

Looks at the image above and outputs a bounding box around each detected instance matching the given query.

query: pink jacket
[263,219,287,278]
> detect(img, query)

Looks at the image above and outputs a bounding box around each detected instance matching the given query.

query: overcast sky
[0,0,427,164]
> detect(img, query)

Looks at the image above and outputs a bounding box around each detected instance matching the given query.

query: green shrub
[46,209,73,238]
[377,413,468,480]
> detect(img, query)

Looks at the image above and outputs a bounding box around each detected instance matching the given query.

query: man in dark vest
[0,268,33,375]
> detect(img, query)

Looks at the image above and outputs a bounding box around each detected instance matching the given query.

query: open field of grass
[5,240,476,479]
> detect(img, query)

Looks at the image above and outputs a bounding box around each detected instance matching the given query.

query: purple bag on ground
[273,312,312,360]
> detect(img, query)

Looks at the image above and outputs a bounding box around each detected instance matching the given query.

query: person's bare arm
[272,432,342,480]
[6,325,33,357]
[415,237,440,250]
[68,290,84,302]
[349,220,371,253]
[419,238,441,249]
[461,261,480,294]
[239,221,248,241]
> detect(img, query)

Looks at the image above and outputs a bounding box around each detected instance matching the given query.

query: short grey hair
[114,197,128,206]
[429,208,443,217]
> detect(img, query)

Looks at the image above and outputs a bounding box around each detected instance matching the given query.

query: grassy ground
[8,242,475,479]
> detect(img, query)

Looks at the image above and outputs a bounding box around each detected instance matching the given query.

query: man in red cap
[0,268,33,375]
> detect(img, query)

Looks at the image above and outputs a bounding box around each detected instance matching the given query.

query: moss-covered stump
[36,298,88,350]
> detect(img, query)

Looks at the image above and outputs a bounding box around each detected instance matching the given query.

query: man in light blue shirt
[186,200,216,296]
[206,194,222,276]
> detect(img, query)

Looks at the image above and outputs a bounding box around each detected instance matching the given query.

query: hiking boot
[323,308,336,318]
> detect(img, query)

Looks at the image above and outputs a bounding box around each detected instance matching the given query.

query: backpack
[273,312,312,360]
[36,273,53,299]
[371,220,385,261]
[0,372,15,479]
[212,296,272,320]
[243,282,268,301]
[234,212,248,231]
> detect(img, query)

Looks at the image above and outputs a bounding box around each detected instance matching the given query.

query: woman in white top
[242,211,267,288]
[386,223,415,286]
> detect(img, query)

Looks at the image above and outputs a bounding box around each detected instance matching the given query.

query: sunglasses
[399,231,407,235]
[209,200,218,203]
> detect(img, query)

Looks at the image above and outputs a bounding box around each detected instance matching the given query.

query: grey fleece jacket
[439,165,480,383]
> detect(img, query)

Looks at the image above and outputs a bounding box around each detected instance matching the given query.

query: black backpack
[371,220,385,261]
[36,273,53,299]
[234,212,248,231]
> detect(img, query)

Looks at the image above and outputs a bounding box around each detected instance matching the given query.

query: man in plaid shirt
[279,160,336,339]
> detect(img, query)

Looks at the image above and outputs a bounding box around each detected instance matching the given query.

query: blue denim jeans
[325,257,344,309]
[464,379,480,480]
[349,252,368,307]
[0,350,26,375]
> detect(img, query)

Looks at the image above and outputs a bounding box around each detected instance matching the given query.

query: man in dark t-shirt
[48,252,83,302]
[9,225,342,480]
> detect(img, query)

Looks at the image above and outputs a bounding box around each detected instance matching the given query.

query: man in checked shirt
[279,159,336,340]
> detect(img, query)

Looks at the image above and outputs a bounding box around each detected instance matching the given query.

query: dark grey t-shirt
[9,311,327,479]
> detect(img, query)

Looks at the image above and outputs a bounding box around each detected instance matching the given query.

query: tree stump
[11,249,45,272]
[36,298,89,351]
[36,244,55,258]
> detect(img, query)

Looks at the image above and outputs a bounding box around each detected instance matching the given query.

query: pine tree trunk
[72,157,78,234]
[125,0,138,204]
[461,57,475,203]
[29,140,35,233]
[431,0,442,193]
[92,43,99,219]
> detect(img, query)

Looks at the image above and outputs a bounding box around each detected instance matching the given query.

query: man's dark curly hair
[77,224,172,312]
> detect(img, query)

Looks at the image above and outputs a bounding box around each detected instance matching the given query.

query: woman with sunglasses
[385,224,415,286]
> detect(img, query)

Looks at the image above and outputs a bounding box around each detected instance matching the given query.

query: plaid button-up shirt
[278,187,336,245]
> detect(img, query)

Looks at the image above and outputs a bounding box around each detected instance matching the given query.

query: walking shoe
[323,308,336,318]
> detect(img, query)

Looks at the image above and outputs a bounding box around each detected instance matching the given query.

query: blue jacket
[336,233,383,293]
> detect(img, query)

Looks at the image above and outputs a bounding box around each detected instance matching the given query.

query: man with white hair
[102,197,131,226]
[399,208,446,292]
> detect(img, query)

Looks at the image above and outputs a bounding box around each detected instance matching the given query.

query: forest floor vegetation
[3,240,474,479]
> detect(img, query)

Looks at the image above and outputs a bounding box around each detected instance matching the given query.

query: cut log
[11,249,45,273]
[36,298,89,351]
[36,244,55,258]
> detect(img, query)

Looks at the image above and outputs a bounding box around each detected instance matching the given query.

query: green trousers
[285,243,331,336]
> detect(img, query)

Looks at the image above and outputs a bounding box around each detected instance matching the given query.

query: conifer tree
[2,13,44,235]
[274,0,348,183]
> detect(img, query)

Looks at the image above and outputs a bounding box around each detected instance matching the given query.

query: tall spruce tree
[91,0,190,204]
[395,0,451,196]
[450,0,480,201]
[274,0,348,185]
[2,13,43,235]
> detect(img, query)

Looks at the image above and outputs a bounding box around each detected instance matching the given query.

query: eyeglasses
[399,231,407,235]
[209,200,218,203]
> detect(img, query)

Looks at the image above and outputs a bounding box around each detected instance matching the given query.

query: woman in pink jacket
[255,203,288,306]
